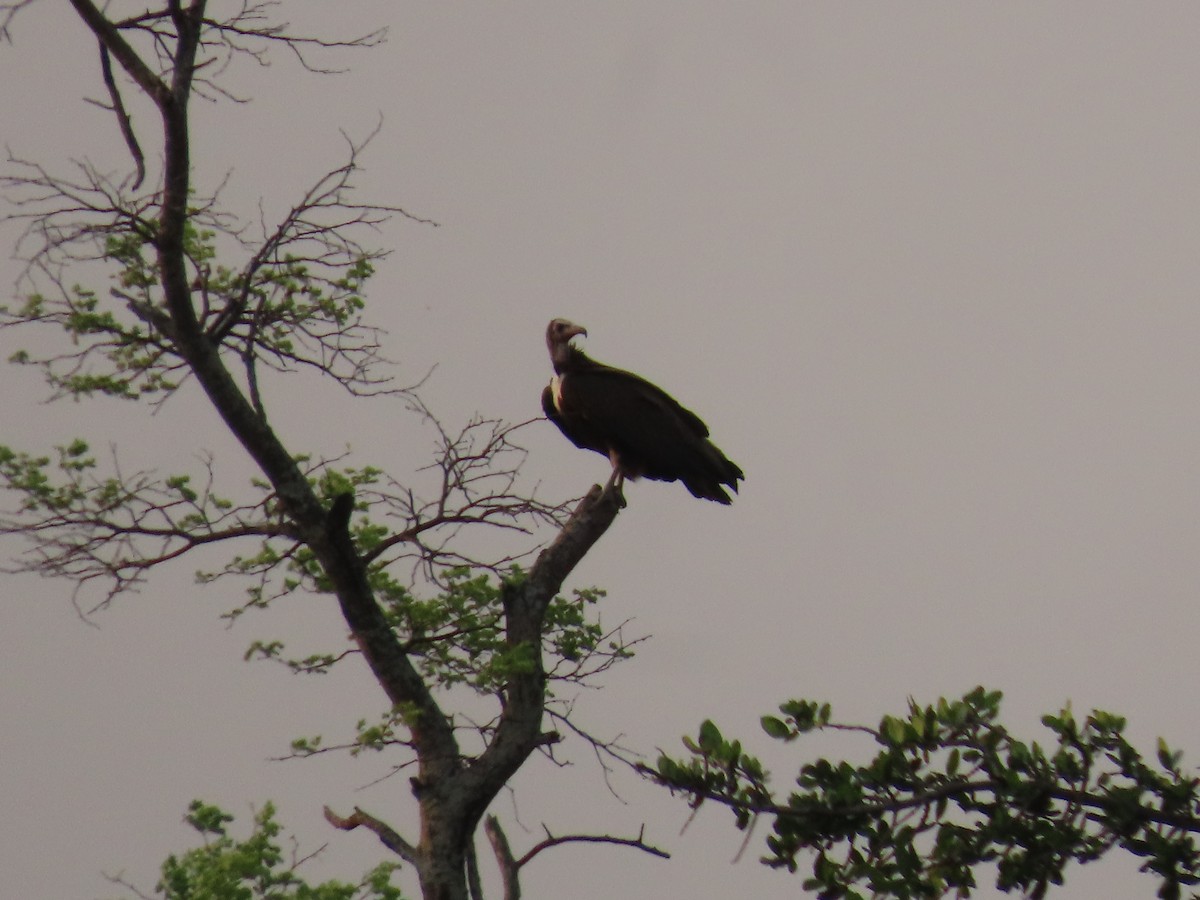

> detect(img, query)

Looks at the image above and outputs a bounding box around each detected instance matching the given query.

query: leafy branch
[107,799,405,900]
[3,130,432,407]
[650,687,1200,900]
[0,441,286,611]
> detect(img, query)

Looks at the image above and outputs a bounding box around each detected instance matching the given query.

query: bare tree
[0,4,661,898]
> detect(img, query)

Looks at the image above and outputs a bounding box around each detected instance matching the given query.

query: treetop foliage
[107,800,405,900]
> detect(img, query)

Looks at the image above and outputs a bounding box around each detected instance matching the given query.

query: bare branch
[323,805,418,866]
[484,815,521,900]
[516,822,670,867]
[102,871,155,900]
[361,409,571,579]
[0,1,40,42]
[90,2,388,104]
[96,42,146,189]
[484,814,668,900]
[67,0,169,104]
[545,708,645,801]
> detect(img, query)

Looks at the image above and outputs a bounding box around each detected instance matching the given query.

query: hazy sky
[4,4,1200,898]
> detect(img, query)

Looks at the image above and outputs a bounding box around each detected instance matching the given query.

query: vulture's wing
[559,365,715,483]
[542,382,607,454]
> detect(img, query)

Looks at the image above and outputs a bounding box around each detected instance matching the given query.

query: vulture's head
[546,318,587,368]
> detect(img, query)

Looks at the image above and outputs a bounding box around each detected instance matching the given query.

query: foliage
[651,687,1200,899]
[252,565,636,762]
[108,800,404,900]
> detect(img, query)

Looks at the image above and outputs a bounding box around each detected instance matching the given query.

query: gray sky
[3,3,1200,898]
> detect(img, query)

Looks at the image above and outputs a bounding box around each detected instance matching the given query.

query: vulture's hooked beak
[547,318,589,362]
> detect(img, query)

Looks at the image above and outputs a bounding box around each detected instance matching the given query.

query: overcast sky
[4,4,1200,898]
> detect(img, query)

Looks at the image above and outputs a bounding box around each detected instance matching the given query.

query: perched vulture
[542,318,744,504]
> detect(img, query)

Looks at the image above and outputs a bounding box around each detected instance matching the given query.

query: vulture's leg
[603,453,627,508]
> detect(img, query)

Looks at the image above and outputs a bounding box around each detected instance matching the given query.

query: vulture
[542,318,744,504]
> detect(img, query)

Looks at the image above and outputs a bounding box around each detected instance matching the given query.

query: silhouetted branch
[484,815,668,900]
[517,822,669,867]
[361,409,570,579]
[324,805,418,866]
[0,1,38,42]
[545,708,644,800]
[96,42,146,190]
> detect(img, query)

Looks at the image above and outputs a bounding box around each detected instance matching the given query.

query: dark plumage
[542,318,744,504]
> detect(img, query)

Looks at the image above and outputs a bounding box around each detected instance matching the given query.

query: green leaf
[762,715,791,739]
[1157,737,1180,770]
[882,715,907,746]
[698,719,724,754]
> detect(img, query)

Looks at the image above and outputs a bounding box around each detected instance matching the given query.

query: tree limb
[66,0,169,103]
[97,42,145,189]
[483,815,521,900]
[323,805,418,866]
[516,822,670,868]
[451,486,622,825]
[484,814,668,900]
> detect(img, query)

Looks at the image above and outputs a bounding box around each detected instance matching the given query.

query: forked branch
[483,815,668,900]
